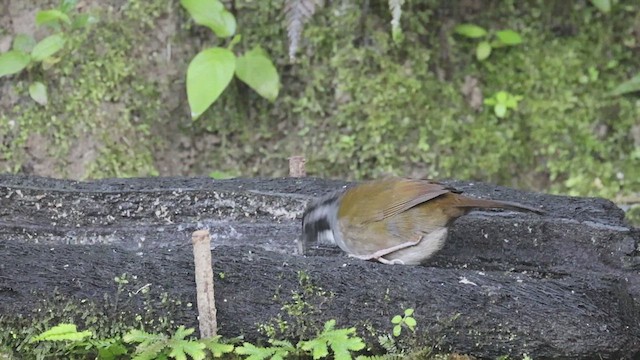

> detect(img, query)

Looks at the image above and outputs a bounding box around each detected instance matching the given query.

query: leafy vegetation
[0,0,97,105]
[453,24,523,61]
[0,1,637,206]
[180,0,280,119]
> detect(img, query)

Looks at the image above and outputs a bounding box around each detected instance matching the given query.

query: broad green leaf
[496,30,523,45]
[404,308,414,316]
[13,34,36,53]
[590,0,611,13]
[404,317,417,328]
[180,0,236,38]
[235,47,280,101]
[30,323,92,342]
[494,103,507,118]
[29,82,48,105]
[454,24,487,38]
[391,315,402,324]
[35,9,71,26]
[31,34,66,62]
[476,41,491,61]
[609,74,640,96]
[392,325,401,337]
[496,91,508,103]
[0,50,30,77]
[186,47,235,119]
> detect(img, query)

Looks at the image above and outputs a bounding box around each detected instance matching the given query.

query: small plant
[30,323,235,359]
[180,0,280,119]
[29,323,93,342]
[0,0,97,105]
[453,24,522,61]
[298,319,366,360]
[484,91,523,118]
[391,308,416,337]
[235,339,296,359]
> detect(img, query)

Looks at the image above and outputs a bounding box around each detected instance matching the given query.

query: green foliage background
[0,0,638,199]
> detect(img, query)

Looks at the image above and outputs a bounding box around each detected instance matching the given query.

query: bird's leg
[349,234,424,265]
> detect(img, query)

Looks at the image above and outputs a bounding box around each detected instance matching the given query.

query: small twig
[289,155,306,177]
[192,229,217,338]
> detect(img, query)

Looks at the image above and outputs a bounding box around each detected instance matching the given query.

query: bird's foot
[348,253,405,265]
[348,235,424,265]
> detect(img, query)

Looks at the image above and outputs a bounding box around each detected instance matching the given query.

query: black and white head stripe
[300,190,345,253]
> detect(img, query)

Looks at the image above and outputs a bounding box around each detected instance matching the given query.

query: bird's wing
[364,179,450,223]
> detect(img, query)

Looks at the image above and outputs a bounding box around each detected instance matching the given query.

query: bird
[300,177,543,265]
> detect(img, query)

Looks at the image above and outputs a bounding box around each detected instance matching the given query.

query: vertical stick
[289,155,306,177]
[191,229,217,338]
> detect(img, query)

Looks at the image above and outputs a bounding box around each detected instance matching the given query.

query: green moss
[184,0,639,198]
[276,0,638,198]
[1,0,168,178]
[1,0,637,199]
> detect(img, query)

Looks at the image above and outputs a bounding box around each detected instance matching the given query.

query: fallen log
[0,175,638,358]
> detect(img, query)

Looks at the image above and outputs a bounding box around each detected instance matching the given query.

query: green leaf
[454,24,487,38]
[235,46,280,101]
[392,325,401,337]
[30,323,93,342]
[300,337,329,359]
[391,315,402,324]
[496,91,508,103]
[609,73,640,96]
[31,34,66,62]
[234,342,290,360]
[167,339,206,360]
[186,47,235,119]
[300,321,364,360]
[202,336,234,357]
[94,339,128,360]
[403,308,414,316]
[483,97,496,106]
[496,30,522,45]
[476,41,491,61]
[227,34,242,49]
[0,50,30,77]
[590,0,611,13]
[29,81,48,105]
[494,103,507,118]
[180,0,236,38]
[123,329,166,344]
[35,9,71,26]
[404,317,417,329]
[13,34,36,53]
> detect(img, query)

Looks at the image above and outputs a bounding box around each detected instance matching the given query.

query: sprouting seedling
[391,308,416,337]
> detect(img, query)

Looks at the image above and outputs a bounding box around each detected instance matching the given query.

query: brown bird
[300,177,543,265]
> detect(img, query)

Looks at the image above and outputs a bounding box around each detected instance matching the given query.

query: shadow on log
[0,174,639,359]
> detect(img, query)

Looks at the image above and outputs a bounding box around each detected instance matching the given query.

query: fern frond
[388,0,405,43]
[284,0,320,60]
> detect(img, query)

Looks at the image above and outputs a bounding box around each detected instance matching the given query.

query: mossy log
[1,175,639,359]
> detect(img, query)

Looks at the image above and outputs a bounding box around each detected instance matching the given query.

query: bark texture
[1,174,639,359]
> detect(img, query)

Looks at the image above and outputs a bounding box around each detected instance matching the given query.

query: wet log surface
[1,174,639,359]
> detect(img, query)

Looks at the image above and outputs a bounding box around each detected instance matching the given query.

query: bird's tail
[455,197,544,214]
